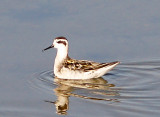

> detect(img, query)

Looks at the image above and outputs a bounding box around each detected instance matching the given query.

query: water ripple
[30,60,160,115]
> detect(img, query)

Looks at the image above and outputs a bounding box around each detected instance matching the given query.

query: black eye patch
[57,41,67,46]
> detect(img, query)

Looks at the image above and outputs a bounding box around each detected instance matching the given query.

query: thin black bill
[42,45,54,52]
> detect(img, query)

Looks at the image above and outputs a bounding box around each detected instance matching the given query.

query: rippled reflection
[30,60,160,116]
[45,77,120,115]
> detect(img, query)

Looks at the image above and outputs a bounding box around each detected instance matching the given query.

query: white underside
[54,62,119,79]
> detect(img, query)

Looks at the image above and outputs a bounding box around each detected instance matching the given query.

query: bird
[43,36,120,79]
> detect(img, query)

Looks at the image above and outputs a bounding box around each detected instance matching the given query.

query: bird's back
[54,58,120,79]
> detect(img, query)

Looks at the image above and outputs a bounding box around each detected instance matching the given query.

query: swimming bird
[43,36,120,79]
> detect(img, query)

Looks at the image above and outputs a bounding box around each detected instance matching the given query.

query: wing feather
[63,59,118,72]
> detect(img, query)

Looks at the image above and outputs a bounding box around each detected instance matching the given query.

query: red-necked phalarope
[43,36,120,79]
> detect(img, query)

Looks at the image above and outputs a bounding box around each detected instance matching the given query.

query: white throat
[56,47,68,61]
[54,46,68,73]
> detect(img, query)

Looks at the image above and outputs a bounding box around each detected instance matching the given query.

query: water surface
[28,60,160,116]
[1,1,160,117]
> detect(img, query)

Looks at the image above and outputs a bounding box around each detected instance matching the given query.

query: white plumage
[43,36,120,79]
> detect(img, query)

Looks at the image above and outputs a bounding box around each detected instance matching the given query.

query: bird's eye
[57,41,67,46]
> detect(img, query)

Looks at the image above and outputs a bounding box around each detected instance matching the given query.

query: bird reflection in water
[45,77,120,115]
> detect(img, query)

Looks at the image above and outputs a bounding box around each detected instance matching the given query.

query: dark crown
[55,36,67,40]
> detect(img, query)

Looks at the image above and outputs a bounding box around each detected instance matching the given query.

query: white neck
[56,46,68,60]
[54,47,68,72]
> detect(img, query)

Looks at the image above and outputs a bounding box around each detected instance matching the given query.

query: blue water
[1,1,160,117]
[28,61,160,116]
